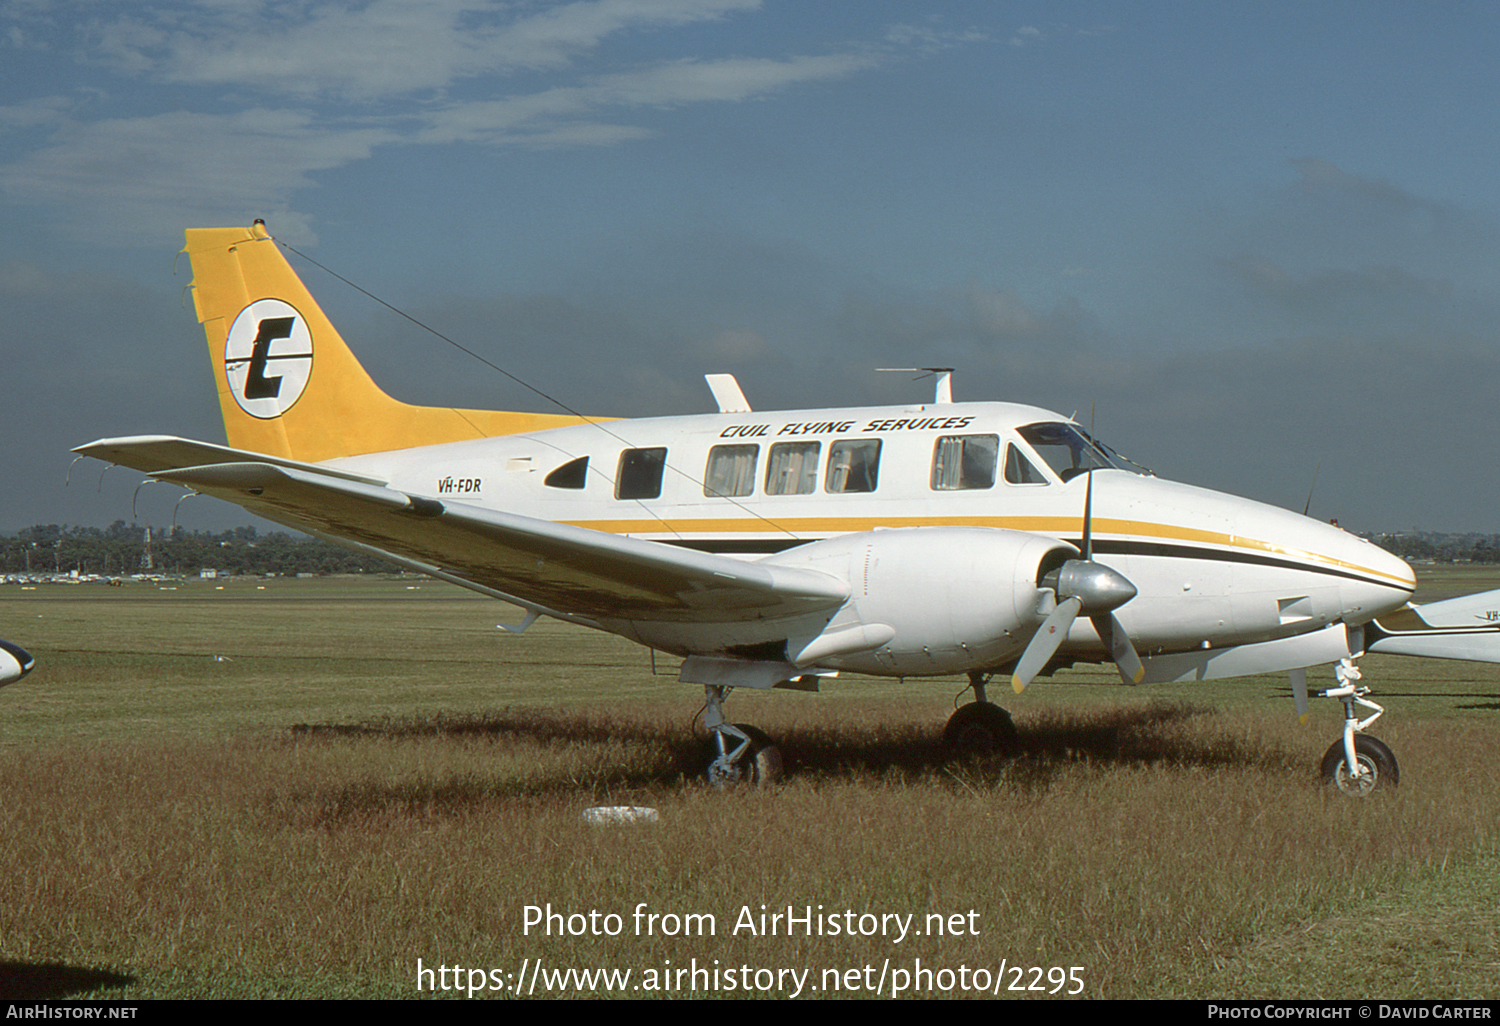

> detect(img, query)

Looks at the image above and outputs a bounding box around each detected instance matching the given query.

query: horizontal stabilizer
[1365,589,1500,662]
[73,435,386,486]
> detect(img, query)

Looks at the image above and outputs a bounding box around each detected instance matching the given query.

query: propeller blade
[1082,402,1096,560]
[1080,469,1094,561]
[1012,595,1081,694]
[1091,612,1144,685]
[1289,667,1310,724]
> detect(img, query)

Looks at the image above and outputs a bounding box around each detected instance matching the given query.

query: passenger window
[765,442,820,495]
[1004,443,1047,485]
[826,439,881,493]
[931,434,998,490]
[616,447,667,500]
[704,444,758,498]
[544,456,588,489]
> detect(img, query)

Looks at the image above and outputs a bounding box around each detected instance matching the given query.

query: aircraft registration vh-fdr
[74,221,1500,795]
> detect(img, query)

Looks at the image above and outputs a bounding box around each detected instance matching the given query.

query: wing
[1139,588,1500,684]
[74,438,848,625]
[1363,589,1500,662]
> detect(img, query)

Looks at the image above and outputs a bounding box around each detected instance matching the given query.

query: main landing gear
[1318,659,1399,797]
[942,671,1019,757]
[701,685,782,787]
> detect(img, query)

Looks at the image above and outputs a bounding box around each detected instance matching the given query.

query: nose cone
[1239,500,1415,622]
[1332,530,1415,622]
[0,639,34,687]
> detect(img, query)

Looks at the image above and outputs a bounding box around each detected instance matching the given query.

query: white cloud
[703,326,769,360]
[0,94,75,128]
[0,108,395,243]
[586,52,878,106]
[0,1,981,243]
[80,0,763,101]
[413,52,878,145]
[884,21,988,56]
[1006,23,1112,47]
[961,281,1040,337]
[1009,25,1042,47]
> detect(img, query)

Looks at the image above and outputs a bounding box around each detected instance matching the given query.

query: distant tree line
[7,521,1500,578]
[1,522,400,577]
[1371,533,1500,564]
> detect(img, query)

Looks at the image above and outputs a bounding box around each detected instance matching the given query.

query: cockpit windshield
[1016,422,1148,482]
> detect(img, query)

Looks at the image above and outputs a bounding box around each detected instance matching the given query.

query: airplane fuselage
[319,398,1415,675]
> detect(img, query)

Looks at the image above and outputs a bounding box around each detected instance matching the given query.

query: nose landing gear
[1318,659,1399,796]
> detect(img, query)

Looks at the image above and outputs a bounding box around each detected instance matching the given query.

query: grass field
[2,569,1499,1000]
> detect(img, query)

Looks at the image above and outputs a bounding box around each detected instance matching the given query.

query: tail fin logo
[224,299,314,419]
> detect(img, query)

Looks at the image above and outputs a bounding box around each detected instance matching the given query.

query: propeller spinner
[1011,465,1146,694]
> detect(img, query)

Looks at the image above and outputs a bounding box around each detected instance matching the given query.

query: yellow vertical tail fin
[185,222,591,462]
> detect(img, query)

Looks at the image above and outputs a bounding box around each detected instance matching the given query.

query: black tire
[1320,735,1399,796]
[705,723,782,786]
[943,702,1019,757]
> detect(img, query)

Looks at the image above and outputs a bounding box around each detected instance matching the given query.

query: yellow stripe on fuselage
[558,514,1414,589]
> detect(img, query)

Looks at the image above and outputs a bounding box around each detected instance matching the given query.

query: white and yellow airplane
[74,222,1500,794]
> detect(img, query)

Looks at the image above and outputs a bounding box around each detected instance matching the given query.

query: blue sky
[4,0,1500,534]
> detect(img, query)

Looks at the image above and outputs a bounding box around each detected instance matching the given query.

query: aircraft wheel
[943,702,1019,757]
[1320,735,1399,796]
[705,724,782,787]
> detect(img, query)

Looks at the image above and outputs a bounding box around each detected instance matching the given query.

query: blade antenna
[1303,460,1321,517]
[1081,401,1096,560]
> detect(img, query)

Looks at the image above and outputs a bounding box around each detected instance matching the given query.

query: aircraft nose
[1336,532,1415,621]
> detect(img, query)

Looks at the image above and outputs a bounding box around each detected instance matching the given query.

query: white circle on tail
[224,299,314,419]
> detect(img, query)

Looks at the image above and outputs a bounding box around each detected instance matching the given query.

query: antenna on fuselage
[1303,460,1321,517]
[704,373,752,413]
[876,367,955,404]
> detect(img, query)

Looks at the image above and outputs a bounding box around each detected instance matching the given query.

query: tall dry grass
[5,574,1500,998]
[3,699,1498,998]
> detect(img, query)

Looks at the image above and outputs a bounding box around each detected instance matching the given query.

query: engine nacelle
[0,639,35,688]
[760,527,1074,676]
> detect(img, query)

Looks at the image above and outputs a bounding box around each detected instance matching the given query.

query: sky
[4,0,1500,536]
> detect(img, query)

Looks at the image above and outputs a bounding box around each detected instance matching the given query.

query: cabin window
[616,447,667,500]
[1003,444,1047,485]
[704,444,759,498]
[765,442,820,495]
[931,434,998,490]
[544,456,588,490]
[825,439,881,493]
